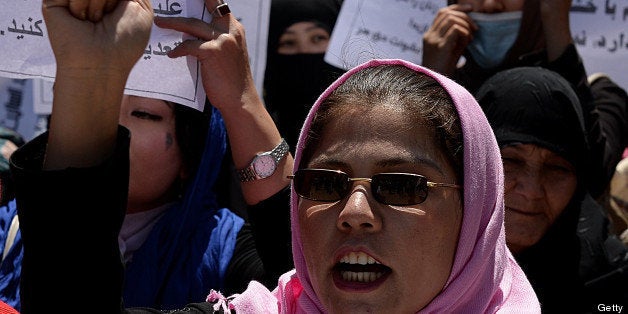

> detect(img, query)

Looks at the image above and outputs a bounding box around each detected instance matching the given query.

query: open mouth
[332,251,392,291]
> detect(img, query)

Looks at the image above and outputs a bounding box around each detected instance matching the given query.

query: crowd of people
[0,0,626,313]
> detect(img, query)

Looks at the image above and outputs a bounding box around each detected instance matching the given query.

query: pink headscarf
[231,59,540,313]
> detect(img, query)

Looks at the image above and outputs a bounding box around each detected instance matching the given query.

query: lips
[332,251,391,290]
[505,206,541,216]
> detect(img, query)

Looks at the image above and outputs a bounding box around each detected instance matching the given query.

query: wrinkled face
[119,95,185,213]
[298,105,462,313]
[501,143,577,254]
[457,0,524,12]
[277,21,330,54]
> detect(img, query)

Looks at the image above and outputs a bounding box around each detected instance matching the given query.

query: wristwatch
[237,139,289,182]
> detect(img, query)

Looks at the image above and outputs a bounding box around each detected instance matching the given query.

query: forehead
[306,104,449,172]
[282,21,329,35]
[501,143,570,164]
[122,95,174,111]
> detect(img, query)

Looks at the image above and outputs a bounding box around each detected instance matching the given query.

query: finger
[433,14,473,39]
[166,38,207,59]
[103,0,118,14]
[134,0,154,13]
[154,16,223,40]
[446,7,477,29]
[68,0,90,20]
[86,0,110,22]
[206,0,229,18]
[450,3,473,13]
[445,24,474,51]
[447,4,477,30]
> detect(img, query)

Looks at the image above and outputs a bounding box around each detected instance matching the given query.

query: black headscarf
[477,66,588,172]
[477,67,628,312]
[263,0,345,152]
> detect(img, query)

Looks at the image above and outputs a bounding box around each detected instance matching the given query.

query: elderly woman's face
[298,104,462,313]
[501,143,577,254]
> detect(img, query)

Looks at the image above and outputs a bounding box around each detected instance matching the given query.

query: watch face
[253,154,277,178]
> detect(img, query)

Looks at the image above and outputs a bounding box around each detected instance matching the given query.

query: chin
[506,236,541,255]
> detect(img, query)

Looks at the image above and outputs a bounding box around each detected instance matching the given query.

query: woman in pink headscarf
[14,53,539,312]
[228,58,540,313]
[11,0,538,308]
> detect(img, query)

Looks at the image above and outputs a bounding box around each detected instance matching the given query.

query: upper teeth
[340,252,380,265]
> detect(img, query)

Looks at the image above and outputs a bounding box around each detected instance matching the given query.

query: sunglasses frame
[288,168,461,206]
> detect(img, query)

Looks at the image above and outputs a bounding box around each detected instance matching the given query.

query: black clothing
[263,0,346,153]
[10,127,291,313]
[264,54,344,152]
[458,44,628,199]
[477,67,628,313]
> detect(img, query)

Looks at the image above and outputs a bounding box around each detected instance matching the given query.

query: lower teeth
[341,271,383,282]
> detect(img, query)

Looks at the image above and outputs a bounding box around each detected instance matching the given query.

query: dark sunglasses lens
[294,169,349,201]
[372,173,428,205]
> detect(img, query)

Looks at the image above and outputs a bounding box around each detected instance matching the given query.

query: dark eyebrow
[375,157,445,174]
[305,25,328,33]
[282,24,328,35]
[309,157,446,175]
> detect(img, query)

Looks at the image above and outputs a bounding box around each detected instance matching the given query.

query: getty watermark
[598,304,624,313]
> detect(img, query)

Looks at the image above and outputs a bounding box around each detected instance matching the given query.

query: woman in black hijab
[263,0,346,152]
[477,67,628,313]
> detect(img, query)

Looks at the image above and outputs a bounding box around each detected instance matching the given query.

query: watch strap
[237,165,258,182]
[237,139,289,182]
[270,139,290,165]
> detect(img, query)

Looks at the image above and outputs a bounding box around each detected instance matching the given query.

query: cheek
[546,176,578,218]
[309,37,329,53]
[131,130,174,161]
[391,202,461,307]
[504,176,516,191]
[298,202,335,256]
[503,0,525,11]
[129,130,183,182]
[297,202,339,289]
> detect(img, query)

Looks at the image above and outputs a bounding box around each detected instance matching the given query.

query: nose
[294,38,311,54]
[476,0,505,13]
[337,184,382,233]
[508,167,545,200]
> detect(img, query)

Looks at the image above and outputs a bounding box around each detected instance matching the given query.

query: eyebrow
[283,25,329,35]
[309,156,446,174]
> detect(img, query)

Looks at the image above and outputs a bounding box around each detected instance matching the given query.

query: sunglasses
[288,168,461,206]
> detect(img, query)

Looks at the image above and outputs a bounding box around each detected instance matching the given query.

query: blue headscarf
[122,106,244,310]
[0,200,22,311]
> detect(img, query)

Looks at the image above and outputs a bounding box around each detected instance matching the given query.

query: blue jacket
[0,107,244,311]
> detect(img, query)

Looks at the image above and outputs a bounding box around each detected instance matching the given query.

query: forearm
[41,0,152,170]
[45,70,127,170]
[154,13,293,205]
[219,89,293,205]
[540,0,573,62]
[11,128,131,313]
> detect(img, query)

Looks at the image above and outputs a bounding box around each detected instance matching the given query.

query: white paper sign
[325,0,439,69]
[570,0,628,91]
[326,0,628,91]
[0,0,270,111]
